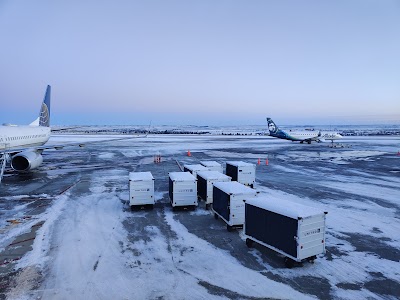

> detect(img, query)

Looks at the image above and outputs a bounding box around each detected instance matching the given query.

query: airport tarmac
[0,135,399,299]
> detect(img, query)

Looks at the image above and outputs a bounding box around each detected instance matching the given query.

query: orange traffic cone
[266,158,269,165]
[397,151,400,156]
[257,158,261,165]
[187,150,191,157]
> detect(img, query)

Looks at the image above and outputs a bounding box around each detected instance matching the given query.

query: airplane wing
[1,133,149,182]
[3,134,148,155]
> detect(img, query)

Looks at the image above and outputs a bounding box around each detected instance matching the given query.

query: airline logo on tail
[39,85,51,127]
[267,118,278,134]
[267,118,287,139]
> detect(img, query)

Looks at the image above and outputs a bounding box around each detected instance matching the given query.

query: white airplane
[266,118,342,144]
[1,86,52,180]
[0,86,147,182]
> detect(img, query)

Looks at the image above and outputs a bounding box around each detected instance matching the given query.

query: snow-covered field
[0,134,399,299]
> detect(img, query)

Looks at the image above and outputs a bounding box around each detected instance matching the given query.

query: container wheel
[150,204,154,210]
[214,213,218,220]
[205,204,209,210]
[172,206,177,212]
[130,205,136,211]
[284,257,295,269]
[227,225,233,232]
[246,238,253,248]
[191,205,196,211]
[307,255,317,263]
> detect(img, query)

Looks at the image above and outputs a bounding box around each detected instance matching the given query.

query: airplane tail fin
[30,85,51,127]
[266,117,279,134]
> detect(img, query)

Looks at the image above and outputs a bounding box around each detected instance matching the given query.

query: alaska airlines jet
[266,118,342,144]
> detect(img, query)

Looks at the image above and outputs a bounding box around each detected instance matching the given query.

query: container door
[226,164,238,181]
[246,205,298,258]
[213,187,230,221]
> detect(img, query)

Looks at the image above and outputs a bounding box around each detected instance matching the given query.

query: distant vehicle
[266,118,342,144]
[0,86,146,182]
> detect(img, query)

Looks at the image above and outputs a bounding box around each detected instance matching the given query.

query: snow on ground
[97,152,114,159]
[15,169,311,300]
[0,194,52,252]
[37,171,132,299]
[320,180,400,207]
[15,195,69,270]
[279,150,387,164]
[163,210,312,299]
[254,186,400,299]
[2,134,399,299]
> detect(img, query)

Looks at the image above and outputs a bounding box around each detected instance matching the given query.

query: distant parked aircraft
[266,118,342,144]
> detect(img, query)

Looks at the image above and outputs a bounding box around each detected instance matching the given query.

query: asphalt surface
[0,135,399,299]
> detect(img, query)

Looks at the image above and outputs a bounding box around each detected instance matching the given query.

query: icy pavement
[0,135,399,299]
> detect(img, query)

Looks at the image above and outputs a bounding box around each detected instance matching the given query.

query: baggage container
[225,161,256,188]
[244,196,328,268]
[196,171,231,209]
[129,172,155,209]
[183,164,210,178]
[200,161,223,173]
[212,181,258,231]
[169,172,198,210]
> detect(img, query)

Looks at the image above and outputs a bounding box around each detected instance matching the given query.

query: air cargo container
[183,164,210,178]
[212,181,258,231]
[197,171,231,209]
[244,196,328,268]
[200,161,223,173]
[169,172,198,210]
[129,172,155,210]
[225,161,256,188]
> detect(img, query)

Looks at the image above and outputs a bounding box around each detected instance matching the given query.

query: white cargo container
[244,195,328,268]
[200,161,223,173]
[196,171,231,209]
[225,161,256,188]
[129,172,155,210]
[212,181,258,231]
[183,164,210,178]
[169,172,198,210]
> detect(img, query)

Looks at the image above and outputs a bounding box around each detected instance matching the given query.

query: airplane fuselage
[0,126,51,151]
[319,132,343,141]
[282,130,319,142]
[269,129,320,142]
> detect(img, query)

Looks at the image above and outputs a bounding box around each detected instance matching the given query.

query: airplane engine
[11,151,43,172]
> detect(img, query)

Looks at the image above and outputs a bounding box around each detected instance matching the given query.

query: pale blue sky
[0,0,399,125]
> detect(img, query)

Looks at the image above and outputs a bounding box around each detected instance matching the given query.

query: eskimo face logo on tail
[39,103,50,127]
[268,122,277,133]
